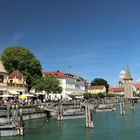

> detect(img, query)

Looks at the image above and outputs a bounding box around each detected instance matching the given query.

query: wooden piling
[86,104,94,128]
[6,103,10,124]
[19,108,24,136]
[131,100,135,109]
[57,104,63,121]
[120,100,125,115]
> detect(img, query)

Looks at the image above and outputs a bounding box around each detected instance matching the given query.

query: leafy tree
[90,78,109,93]
[1,46,42,90]
[105,94,116,97]
[91,94,99,99]
[133,91,137,97]
[68,94,76,100]
[83,93,91,99]
[98,93,105,98]
[119,81,123,86]
[33,75,62,94]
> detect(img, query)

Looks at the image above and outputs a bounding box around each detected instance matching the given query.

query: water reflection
[86,128,94,140]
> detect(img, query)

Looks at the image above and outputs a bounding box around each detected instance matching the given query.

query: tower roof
[9,70,24,79]
[0,59,7,74]
[123,66,133,80]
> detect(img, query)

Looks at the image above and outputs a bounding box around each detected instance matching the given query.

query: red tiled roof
[42,72,65,77]
[133,84,140,90]
[111,87,124,92]
[109,85,113,89]
[9,70,24,79]
[88,85,105,90]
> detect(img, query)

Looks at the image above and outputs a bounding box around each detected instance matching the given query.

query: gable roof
[9,70,24,79]
[133,84,140,90]
[42,71,65,77]
[88,85,105,90]
[111,87,124,92]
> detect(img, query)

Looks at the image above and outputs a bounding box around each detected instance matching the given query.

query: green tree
[83,93,91,99]
[105,94,116,97]
[68,94,76,100]
[33,75,62,94]
[98,93,105,98]
[91,94,99,99]
[90,78,109,93]
[133,91,137,97]
[1,46,42,90]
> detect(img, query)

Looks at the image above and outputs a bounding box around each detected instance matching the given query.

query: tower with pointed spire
[123,66,133,98]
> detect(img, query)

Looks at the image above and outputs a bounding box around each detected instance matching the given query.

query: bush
[98,93,105,98]
[83,93,91,99]
[91,94,99,99]
[105,94,116,97]
[68,94,76,100]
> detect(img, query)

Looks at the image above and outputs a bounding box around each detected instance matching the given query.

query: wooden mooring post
[131,100,135,109]
[12,104,24,135]
[85,104,94,128]
[18,108,24,136]
[6,103,10,124]
[57,104,63,121]
[120,100,125,115]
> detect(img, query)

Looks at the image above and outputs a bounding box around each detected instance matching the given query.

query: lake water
[1,103,140,140]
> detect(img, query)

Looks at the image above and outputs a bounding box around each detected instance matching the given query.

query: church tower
[123,66,133,98]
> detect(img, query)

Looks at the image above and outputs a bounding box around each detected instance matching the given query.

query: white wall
[57,77,86,99]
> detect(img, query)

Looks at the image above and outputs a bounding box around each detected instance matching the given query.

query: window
[0,90,3,95]
[0,75,4,83]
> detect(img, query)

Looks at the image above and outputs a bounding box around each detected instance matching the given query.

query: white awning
[0,94,14,97]
[7,90,20,95]
[21,93,35,97]
[35,91,46,95]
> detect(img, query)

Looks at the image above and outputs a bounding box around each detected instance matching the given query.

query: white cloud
[136,79,140,82]
[119,70,125,79]
[119,75,125,79]
[120,70,126,75]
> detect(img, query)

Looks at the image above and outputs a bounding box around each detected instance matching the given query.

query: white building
[42,71,88,100]
[0,60,28,97]
[0,60,8,95]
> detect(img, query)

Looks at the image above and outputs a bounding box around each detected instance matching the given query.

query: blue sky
[0,0,140,86]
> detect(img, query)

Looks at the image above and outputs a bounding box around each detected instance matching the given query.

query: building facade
[42,71,88,99]
[109,87,124,96]
[123,66,133,98]
[7,70,27,94]
[0,60,8,95]
[0,60,27,97]
[88,85,106,94]
[109,67,135,97]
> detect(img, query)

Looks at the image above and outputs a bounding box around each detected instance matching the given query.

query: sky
[0,0,140,86]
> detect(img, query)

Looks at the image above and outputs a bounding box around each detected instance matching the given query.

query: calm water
[1,103,140,140]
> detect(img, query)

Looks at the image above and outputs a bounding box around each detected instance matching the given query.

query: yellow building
[88,85,106,94]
